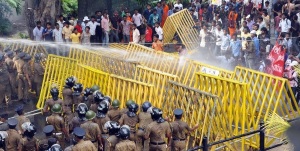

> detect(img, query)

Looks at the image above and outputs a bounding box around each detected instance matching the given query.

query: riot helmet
[118,126,130,140]
[97,101,109,117]
[142,101,152,112]
[127,103,139,117]
[22,122,36,138]
[50,87,59,101]
[151,108,165,123]
[76,103,88,119]
[104,121,120,135]
[94,91,104,103]
[65,76,76,88]
[73,83,83,95]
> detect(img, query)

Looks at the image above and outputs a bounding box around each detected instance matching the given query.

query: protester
[42,22,53,42]
[70,28,81,44]
[53,23,63,43]
[81,26,91,45]
[121,16,132,43]
[132,24,140,43]
[33,21,44,41]
[62,21,74,43]
[152,34,163,51]
[154,22,163,41]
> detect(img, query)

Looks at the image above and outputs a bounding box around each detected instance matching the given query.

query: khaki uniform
[105,135,119,151]
[115,140,136,151]
[15,59,29,100]
[62,87,74,132]
[46,114,65,148]
[80,121,101,149]
[38,136,54,150]
[119,114,139,141]
[72,140,97,151]
[18,136,38,151]
[170,120,191,151]
[145,121,171,151]
[43,98,63,112]
[64,145,73,151]
[33,62,44,97]
[120,108,128,115]
[26,61,34,92]
[136,112,153,151]
[72,95,83,111]
[5,57,17,95]
[0,63,11,105]
[89,103,98,113]
[16,115,30,133]
[107,108,122,122]
[5,129,21,151]
[94,116,110,149]
[70,116,86,132]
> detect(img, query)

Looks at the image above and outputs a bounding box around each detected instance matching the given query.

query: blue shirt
[155,7,163,17]
[253,37,260,57]
[143,9,152,22]
[148,14,161,26]
[42,28,53,41]
[230,39,242,57]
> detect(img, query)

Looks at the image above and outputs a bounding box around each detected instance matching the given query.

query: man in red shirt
[74,21,83,34]
[145,24,153,47]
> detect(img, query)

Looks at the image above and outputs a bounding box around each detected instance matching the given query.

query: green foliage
[62,0,78,16]
[1,0,22,14]
[19,32,29,39]
[0,2,12,35]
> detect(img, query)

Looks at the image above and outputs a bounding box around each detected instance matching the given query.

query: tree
[24,0,62,40]
[0,0,20,35]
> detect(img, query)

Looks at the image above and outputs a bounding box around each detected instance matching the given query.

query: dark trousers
[90,35,97,44]
[290,87,300,110]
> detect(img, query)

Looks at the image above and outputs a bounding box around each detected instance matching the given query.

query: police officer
[0,52,11,106]
[80,110,102,150]
[72,83,83,111]
[5,118,21,151]
[48,144,63,151]
[90,85,100,94]
[46,104,68,148]
[136,101,153,151]
[119,103,139,141]
[94,101,110,149]
[0,133,5,151]
[70,103,88,132]
[90,91,104,113]
[43,87,63,113]
[5,51,17,98]
[144,108,172,151]
[23,54,34,94]
[62,76,76,133]
[15,105,30,134]
[170,108,199,151]
[15,52,30,103]
[115,125,136,151]
[18,122,38,151]
[72,127,97,151]
[13,48,22,62]
[47,138,58,150]
[0,113,9,131]
[104,121,120,151]
[33,53,44,97]
[38,125,55,151]
[107,99,122,122]
[83,87,93,107]
[120,100,135,114]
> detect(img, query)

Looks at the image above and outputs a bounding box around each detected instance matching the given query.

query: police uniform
[107,108,122,122]
[5,51,17,97]
[120,108,128,115]
[80,120,101,149]
[72,94,83,112]
[136,112,153,151]
[15,52,30,101]
[62,86,74,131]
[33,59,44,97]
[0,113,9,131]
[46,113,65,148]
[94,115,110,135]
[15,105,30,133]
[0,53,11,105]
[89,103,98,113]
[38,125,55,150]
[106,135,119,151]
[72,127,97,151]
[5,118,21,151]
[43,98,63,113]
[24,54,34,94]
[115,140,136,151]
[70,116,86,132]
[171,109,194,151]
[119,112,139,141]
[18,134,38,151]
[144,108,172,151]
[12,48,22,62]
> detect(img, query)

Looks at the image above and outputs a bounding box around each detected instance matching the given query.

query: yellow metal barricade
[106,74,155,108]
[231,66,300,148]
[164,80,229,150]
[109,43,129,51]
[163,9,199,51]
[134,65,178,107]
[75,64,110,94]
[69,47,103,69]
[4,41,48,56]
[194,72,249,150]
[37,55,78,109]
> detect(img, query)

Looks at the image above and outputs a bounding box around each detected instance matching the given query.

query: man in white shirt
[89,16,100,44]
[132,9,143,30]
[279,13,291,33]
[101,13,110,46]
[33,21,44,41]
[154,22,163,41]
[53,23,63,43]
[57,15,65,30]
[81,16,91,30]
[174,0,183,10]
[132,24,140,43]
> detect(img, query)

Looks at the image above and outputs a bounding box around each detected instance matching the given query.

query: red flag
[267,43,286,77]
